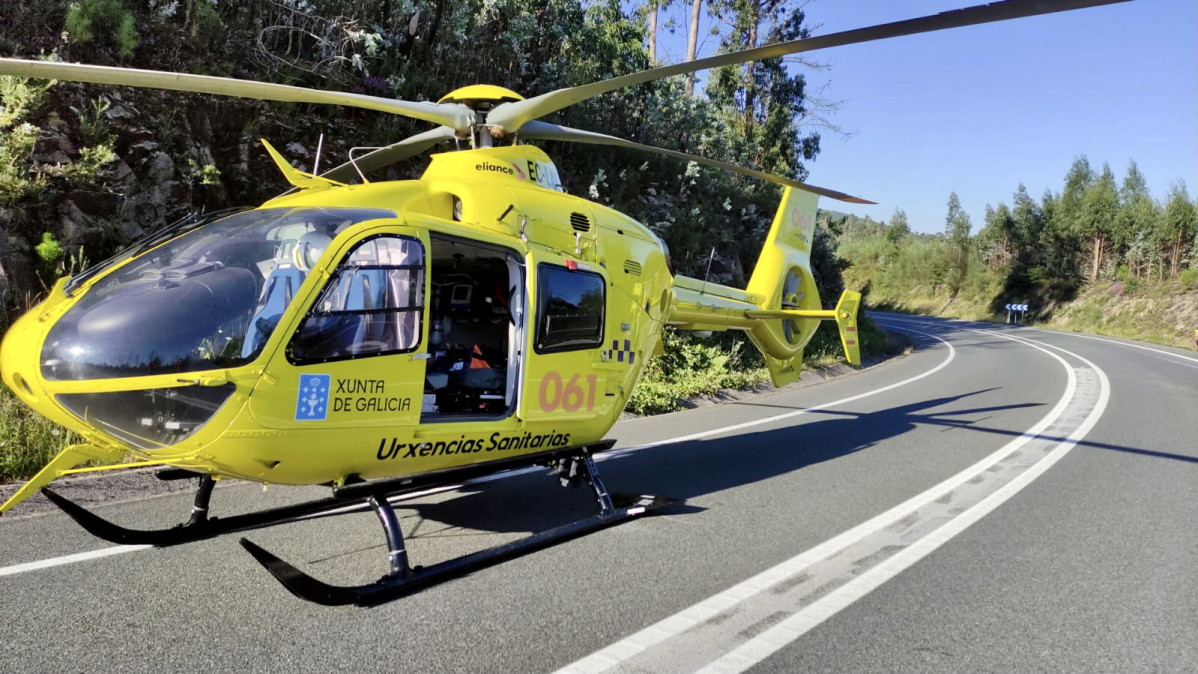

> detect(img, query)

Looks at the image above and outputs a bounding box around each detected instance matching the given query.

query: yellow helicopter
[0,0,1123,605]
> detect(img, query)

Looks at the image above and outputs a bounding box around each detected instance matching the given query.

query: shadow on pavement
[399,389,1043,536]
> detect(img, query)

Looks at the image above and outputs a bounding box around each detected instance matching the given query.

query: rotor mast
[436,84,526,149]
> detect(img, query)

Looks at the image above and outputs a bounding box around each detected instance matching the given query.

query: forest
[833,157,1197,345]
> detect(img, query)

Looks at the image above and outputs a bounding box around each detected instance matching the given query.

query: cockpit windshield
[41,207,396,381]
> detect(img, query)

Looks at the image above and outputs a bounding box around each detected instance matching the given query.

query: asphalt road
[1,314,1195,673]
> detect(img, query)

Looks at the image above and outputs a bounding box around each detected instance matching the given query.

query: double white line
[557,320,1111,673]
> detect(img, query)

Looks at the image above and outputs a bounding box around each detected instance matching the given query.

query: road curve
[0,314,1194,672]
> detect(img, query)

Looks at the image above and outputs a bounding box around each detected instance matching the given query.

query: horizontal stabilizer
[833,291,862,366]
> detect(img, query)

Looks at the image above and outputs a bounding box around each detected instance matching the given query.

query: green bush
[626,328,768,415]
[0,76,52,130]
[184,158,221,186]
[190,0,225,47]
[0,121,45,206]
[115,12,139,57]
[57,144,115,183]
[1180,268,1198,286]
[34,231,64,286]
[69,97,113,147]
[65,0,139,57]
[626,312,895,416]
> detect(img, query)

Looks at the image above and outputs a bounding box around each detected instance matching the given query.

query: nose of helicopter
[0,293,78,430]
[1,297,244,452]
[3,205,397,452]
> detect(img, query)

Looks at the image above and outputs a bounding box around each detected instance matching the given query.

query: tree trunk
[1090,235,1104,282]
[742,0,760,126]
[426,0,446,58]
[647,1,658,63]
[685,0,701,96]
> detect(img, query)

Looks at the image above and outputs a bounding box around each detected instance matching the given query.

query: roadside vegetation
[0,386,80,482]
[834,158,1197,347]
[627,312,895,416]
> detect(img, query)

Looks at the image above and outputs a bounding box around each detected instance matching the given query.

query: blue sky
[651,0,1197,233]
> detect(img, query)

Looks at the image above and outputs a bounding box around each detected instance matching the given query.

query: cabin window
[535,264,605,353]
[287,235,424,363]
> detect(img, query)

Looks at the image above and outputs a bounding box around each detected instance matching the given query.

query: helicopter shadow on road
[393,389,1043,540]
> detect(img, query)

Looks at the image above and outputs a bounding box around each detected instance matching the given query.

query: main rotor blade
[488,0,1129,132]
[320,126,458,183]
[519,121,873,204]
[0,58,474,131]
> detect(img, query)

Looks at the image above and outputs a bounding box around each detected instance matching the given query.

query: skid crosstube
[239,452,676,606]
[240,494,671,607]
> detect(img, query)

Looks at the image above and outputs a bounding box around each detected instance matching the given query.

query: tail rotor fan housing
[781,267,804,344]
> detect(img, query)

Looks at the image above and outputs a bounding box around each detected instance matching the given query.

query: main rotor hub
[437,85,524,112]
[439,85,525,148]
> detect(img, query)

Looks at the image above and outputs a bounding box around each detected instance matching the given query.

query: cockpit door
[248,223,430,430]
[518,250,610,424]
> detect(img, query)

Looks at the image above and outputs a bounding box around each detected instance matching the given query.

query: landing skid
[41,479,352,547]
[40,443,678,605]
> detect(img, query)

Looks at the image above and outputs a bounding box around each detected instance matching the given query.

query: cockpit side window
[534,264,605,353]
[287,236,425,363]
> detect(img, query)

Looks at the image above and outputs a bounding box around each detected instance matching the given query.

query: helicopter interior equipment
[0,0,1127,605]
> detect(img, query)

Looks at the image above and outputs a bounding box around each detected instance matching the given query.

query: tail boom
[666,187,861,386]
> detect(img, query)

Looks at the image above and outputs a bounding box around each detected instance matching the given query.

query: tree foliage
[0,0,845,326]
[837,156,1196,325]
[944,192,971,293]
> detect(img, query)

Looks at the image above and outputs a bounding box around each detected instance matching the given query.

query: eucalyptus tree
[944,192,972,293]
[1161,182,1196,277]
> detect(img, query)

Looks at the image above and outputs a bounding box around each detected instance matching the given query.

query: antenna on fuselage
[313,133,325,175]
[701,246,716,295]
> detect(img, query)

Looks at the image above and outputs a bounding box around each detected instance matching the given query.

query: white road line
[558,320,1107,674]
[601,327,955,457]
[874,311,1198,366]
[0,545,152,578]
[1024,326,1198,365]
[0,328,953,580]
[695,326,1109,673]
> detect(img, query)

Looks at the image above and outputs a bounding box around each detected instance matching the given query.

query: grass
[0,385,80,482]
[1044,280,1198,348]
